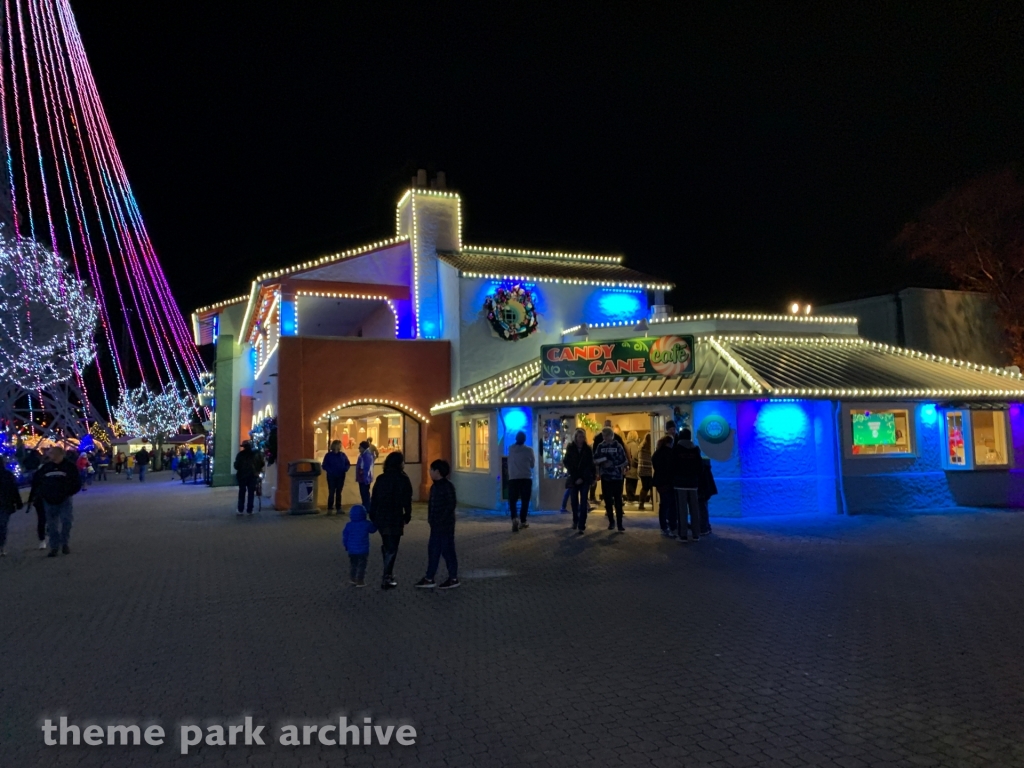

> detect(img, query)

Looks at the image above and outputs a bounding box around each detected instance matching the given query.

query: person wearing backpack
[233,441,259,515]
[321,440,351,515]
[0,462,24,556]
[31,446,82,557]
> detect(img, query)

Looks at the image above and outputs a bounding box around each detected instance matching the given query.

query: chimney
[435,171,446,190]
[416,168,427,187]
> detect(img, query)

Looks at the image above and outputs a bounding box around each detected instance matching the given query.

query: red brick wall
[275,337,451,509]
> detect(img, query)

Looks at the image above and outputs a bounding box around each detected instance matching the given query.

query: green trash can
[288,459,322,515]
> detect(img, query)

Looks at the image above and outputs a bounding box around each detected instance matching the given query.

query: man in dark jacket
[234,441,259,515]
[321,440,351,515]
[651,435,677,537]
[31,446,82,556]
[415,459,459,589]
[0,463,24,556]
[563,428,595,533]
[369,452,413,589]
[672,428,704,542]
[134,447,150,482]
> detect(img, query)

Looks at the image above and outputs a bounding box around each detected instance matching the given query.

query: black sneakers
[415,578,437,589]
[61,545,70,554]
[438,578,460,589]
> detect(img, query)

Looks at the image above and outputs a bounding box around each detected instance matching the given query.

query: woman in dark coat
[563,428,596,533]
[651,435,677,537]
[369,451,413,589]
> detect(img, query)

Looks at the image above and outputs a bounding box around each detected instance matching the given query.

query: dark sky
[74,1,1024,316]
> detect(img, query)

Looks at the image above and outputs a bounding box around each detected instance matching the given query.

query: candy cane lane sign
[540,335,695,380]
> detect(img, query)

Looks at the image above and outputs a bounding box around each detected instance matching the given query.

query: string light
[292,290,400,337]
[460,272,673,289]
[463,245,622,264]
[193,295,248,315]
[0,232,98,390]
[564,312,859,335]
[112,383,193,439]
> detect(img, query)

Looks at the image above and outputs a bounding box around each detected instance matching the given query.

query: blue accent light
[421,320,437,338]
[502,407,529,434]
[584,288,647,325]
[279,299,297,336]
[212,314,219,345]
[753,402,809,444]
[920,403,938,426]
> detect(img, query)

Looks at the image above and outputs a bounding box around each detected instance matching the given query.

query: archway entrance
[313,403,422,509]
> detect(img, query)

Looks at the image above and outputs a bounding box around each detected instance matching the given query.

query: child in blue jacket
[341,504,376,587]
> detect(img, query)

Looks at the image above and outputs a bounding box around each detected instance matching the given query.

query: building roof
[430,335,1024,414]
[439,248,673,289]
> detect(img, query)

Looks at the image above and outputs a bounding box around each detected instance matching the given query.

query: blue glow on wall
[584,288,647,325]
[279,300,297,336]
[502,407,530,434]
[920,403,937,426]
[753,402,810,444]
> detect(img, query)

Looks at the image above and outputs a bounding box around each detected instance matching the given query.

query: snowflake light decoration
[112,384,193,440]
[0,232,98,389]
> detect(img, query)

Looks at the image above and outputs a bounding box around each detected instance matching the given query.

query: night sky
[74,1,1024,316]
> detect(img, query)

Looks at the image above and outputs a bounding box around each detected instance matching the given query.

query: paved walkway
[1,478,1023,767]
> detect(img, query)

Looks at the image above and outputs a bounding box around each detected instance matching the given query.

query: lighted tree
[0,231,98,389]
[897,168,1024,367]
[112,385,193,467]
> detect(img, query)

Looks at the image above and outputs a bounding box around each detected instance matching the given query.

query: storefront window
[474,418,490,470]
[543,417,573,479]
[457,421,472,469]
[315,404,422,466]
[850,408,912,456]
[945,411,966,466]
[973,411,1009,466]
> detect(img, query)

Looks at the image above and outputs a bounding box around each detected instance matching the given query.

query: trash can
[287,459,322,515]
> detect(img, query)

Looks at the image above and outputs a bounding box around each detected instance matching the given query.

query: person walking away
[341,504,376,587]
[124,453,134,479]
[356,441,374,509]
[415,459,460,589]
[506,430,534,532]
[76,451,90,490]
[169,451,179,480]
[698,456,717,536]
[563,428,595,533]
[651,435,677,537]
[99,450,110,480]
[192,447,206,483]
[558,437,573,514]
[234,441,259,515]
[321,440,351,515]
[26,486,48,549]
[624,431,641,503]
[179,451,191,483]
[32,446,82,556]
[0,462,23,556]
[114,451,123,475]
[637,433,654,510]
[593,427,628,531]
[135,447,150,482]
[369,452,413,590]
[672,428,703,542]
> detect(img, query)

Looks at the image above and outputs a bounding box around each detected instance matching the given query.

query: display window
[973,411,1009,466]
[456,415,491,473]
[314,404,422,465]
[945,411,967,467]
[849,408,912,456]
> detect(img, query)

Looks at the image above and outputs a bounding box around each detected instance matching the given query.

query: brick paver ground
[1,477,1023,767]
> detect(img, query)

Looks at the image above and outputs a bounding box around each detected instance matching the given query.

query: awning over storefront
[430,335,1024,414]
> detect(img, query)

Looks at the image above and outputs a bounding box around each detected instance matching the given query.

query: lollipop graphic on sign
[650,335,692,376]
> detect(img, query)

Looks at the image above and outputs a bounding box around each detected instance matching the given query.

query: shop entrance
[314,403,422,509]
[538,409,674,511]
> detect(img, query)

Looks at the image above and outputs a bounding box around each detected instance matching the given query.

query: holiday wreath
[484,284,538,341]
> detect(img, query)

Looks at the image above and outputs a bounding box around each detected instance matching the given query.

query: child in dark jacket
[415,459,460,590]
[341,505,376,587]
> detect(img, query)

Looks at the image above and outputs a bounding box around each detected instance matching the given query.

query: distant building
[818,288,1010,368]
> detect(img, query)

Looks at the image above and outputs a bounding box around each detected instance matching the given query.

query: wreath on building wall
[484,284,538,341]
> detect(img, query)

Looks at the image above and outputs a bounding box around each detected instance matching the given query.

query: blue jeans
[348,553,368,581]
[138,465,147,482]
[358,483,371,509]
[44,499,73,550]
[675,489,700,540]
[426,530,457,580]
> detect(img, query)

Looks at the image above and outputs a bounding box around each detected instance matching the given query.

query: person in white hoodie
[506,431,535,532]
